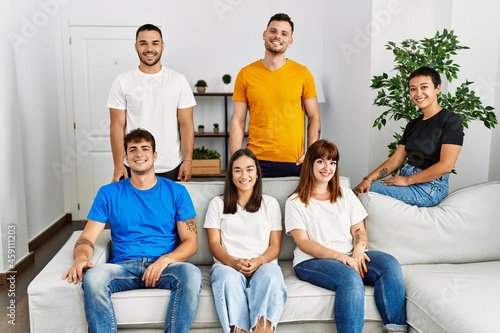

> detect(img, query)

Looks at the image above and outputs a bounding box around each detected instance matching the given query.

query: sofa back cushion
[358,181,500,265]
[182,176,350,265]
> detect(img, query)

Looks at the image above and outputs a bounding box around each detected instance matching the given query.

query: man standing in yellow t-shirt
[230,13,321,177]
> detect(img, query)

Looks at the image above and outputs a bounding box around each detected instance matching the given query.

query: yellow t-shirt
[233,60,317,163]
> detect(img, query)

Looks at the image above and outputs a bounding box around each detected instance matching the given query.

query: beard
[138,51,162,67]
[264,40,287,55]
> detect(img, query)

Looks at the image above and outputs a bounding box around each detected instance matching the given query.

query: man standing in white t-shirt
[108,23,196,182]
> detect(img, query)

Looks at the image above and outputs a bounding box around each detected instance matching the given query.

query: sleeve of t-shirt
[203,196,223,229]
[266,196,283,231]
[284,196,306,234]
[344,187,368,225]
[177,74,197,109]
[174,185,196,222]
[106,76,127,110]
[302,66,317,101]
[232,69,248,103]
[87,187,110,224]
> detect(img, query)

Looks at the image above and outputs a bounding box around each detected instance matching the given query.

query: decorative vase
[197,86,206,93]
[213,128,219,134]
[198,127,204,134]
[223,84,230,92]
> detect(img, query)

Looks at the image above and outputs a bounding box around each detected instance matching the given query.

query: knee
[179,263,202,289]
[82,265,115,291]
[340,272,365,297]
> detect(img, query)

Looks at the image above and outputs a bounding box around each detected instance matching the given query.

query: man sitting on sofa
[63,128,202,333]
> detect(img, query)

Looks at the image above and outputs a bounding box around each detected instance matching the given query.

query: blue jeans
[370,164,449,207]
[82,259,202,333]
[259,160,301,177]
[294,251,407,333]
[210,263,288,333]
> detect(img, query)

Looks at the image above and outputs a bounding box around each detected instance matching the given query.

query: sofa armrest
[28,229,111,333]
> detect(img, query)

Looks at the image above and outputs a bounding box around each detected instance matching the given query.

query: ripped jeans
[370,164,449,207]
[210,263,287,333]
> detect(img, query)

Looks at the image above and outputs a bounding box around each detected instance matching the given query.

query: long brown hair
[292,140,342,206]
[223,149,263,214]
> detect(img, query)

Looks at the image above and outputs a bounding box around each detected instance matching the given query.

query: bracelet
[363,177,372,184]
[183,159,192,162]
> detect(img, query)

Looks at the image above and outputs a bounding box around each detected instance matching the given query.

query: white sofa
[28,178,500,332]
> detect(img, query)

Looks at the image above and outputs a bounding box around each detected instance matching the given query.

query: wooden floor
[0,221,85,333]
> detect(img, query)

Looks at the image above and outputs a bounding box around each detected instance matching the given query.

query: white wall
[3,0,499,273]
[1,0,29,272]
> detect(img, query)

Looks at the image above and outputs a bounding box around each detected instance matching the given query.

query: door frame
[61,18,162,219]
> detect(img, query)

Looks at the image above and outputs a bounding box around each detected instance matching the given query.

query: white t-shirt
[107,67,196,172]
[285,186,368,267]
[203,194,282,265]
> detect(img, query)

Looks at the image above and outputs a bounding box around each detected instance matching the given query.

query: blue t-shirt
[88,178,196,263]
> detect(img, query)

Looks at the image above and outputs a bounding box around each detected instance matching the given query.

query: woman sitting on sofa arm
[354,66,464,207]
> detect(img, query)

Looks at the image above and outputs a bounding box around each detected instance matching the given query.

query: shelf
[193,92,233,171]
[194,92,233,97]
[195,131,227,137]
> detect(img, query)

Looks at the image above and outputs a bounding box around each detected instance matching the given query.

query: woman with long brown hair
[285,140,407,333]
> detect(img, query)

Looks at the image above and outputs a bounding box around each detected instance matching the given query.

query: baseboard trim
[29,213,72,252]
[0,251,35,284]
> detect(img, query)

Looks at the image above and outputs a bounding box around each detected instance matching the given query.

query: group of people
[62,12,464,333]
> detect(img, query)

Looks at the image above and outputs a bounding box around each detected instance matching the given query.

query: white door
[66,21,160,219]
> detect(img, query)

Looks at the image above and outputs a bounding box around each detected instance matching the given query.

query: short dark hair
[223,149,263,214]
[267,13,294,33]
[408,66,441,88]
[136,24,163,41]
[124,128,156,153]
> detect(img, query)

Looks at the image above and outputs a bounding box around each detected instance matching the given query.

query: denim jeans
[82,259,202,333]
[294,251,407,333]
[370,164,449,207]
[210,263,288,333]
[259,160,302,177]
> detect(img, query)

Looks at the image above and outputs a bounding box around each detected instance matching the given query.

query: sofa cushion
[403,261,500,333]
[358,181,500,265]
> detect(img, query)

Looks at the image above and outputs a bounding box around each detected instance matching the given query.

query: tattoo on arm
[377,168,389,180]
[74,237,95,251]
[353,229,367,247]
[182,218,197,233]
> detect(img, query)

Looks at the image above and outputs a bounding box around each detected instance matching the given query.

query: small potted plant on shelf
[213,123,219,134]
[192,146,221,175]
[222,74,231,92]
[195,79,208,93]
[198,124,204,134]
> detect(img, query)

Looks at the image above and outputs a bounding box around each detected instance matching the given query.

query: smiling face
[125,138,157,175]
[135,29,164,71]
[409,75,441,111]
[263,20,293,55]
[231,155,258,195]
[313,156,337,186]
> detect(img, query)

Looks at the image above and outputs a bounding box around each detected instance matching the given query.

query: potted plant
[195,79,208,93]
[371,29,497,161]
[222,74,231,92]
[197,124,205,134]
[213,123,219,134]
[192,146,221,175]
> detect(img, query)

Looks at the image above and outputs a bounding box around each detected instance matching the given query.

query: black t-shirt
[399,108,464,169]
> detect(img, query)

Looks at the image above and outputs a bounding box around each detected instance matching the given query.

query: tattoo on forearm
[74,237,95,251]
[377,168,389,180]
[182,218,197,233]
[354,229,367,248]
